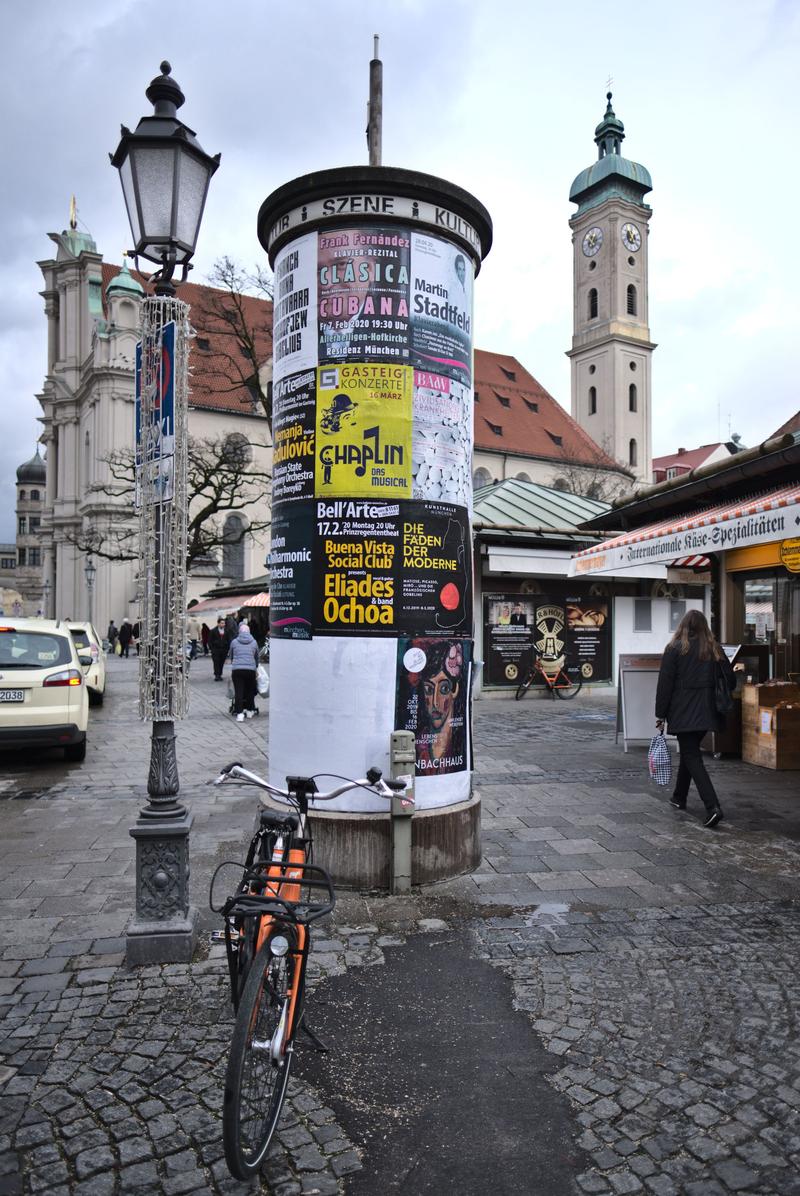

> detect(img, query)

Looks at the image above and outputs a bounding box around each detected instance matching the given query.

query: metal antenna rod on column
[368,34,383,166]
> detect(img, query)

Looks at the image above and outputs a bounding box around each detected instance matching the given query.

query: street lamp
[84,556,97,625]
[112,62,219,965]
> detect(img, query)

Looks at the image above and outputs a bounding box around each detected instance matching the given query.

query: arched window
[223,514,246,581]
[30,490,40,501]
[629,384,637,412]
[588,386,597,415]
[19,490,26,501]
[551,478,570,493]
[588,288,598,319]
[222,433,252,469]
[629,439,638,468]
[472,467,492,490]
[84,431,92,486]
[626,284,637,316]
[515,472,531,483]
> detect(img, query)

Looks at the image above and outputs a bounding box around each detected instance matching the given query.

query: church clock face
[582,226,603,257]
[621,222,641,252]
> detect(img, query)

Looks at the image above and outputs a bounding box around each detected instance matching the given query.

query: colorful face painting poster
[395,638,471,777]
[273,232,317,385]
[410,233,473,383]
[315,363,412,498]
[317,228,410,365]
[411,370,472,509]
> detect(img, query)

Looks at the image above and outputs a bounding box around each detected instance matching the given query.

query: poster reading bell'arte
[315,363,412,498]
[395,638,471,776]
[272,369,316,503]
[318,227,410,364]
[273,232,317,384]
[410,233,473,383]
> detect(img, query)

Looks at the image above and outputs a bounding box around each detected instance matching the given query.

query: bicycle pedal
[209,930,231,943]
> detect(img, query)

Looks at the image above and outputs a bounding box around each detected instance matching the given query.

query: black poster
[398,501,472,636]
[566,598,610,682]
[484,596,535,685]
[483,594,612,685]
[269,503,314,640]
[272,369,316,503]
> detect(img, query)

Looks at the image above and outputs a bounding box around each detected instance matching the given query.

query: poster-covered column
[259,169,492,812]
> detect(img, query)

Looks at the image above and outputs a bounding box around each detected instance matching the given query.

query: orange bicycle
[514,652,583,700]
[210,763,407,1180]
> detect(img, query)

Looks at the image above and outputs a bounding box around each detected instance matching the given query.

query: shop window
[634,598,652,632]
[669,600,686,631]
[629,383,637,412]
[588,288,598,319]
[589,386,597,415]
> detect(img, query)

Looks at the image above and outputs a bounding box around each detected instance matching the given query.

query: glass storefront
[738,572,800,680]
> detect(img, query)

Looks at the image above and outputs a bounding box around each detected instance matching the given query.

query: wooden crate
[742,700,800,770]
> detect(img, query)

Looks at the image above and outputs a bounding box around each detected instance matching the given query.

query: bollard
[389,730,415,893]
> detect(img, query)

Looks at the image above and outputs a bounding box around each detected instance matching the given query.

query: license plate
[0,690,24,702]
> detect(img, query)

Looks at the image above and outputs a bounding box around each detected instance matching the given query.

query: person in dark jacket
[655,609,735,828]
[209,617,229,681]
[118,619,133,658]
[228,621,259,720]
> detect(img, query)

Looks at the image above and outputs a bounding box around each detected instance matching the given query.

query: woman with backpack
[655,609,735,828]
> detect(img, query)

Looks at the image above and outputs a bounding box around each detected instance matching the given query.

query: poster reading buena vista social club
[269,224,476,792]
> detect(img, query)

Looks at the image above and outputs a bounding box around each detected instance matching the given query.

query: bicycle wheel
[554,668,583,699]
[223,937,298,1178]
[515,670,535,700]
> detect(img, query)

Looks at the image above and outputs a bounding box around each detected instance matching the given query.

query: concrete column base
[126,907,199,965]
[306,794,481,890]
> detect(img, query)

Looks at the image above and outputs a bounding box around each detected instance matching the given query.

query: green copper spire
[569,92,652,216]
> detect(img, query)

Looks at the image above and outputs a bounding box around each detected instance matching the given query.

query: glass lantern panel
[132,145,177,245]
[119,154,141,247]
[175,151,210,252]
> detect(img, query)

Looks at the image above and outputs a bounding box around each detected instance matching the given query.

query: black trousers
[232,669,256,714]
[674,731,720,813]
[211,650,226,679]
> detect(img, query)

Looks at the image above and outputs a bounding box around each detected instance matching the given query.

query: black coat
[209,627,228,657]
[655,638,735,734]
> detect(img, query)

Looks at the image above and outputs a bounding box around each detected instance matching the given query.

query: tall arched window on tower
[629,439,638,468]
[588,288,598,319]
[626,284,637,316]
[222,514,247,582]
[588,386,597,415]
[629,383,637,412]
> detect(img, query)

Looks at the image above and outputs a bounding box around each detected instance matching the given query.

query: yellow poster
[315,364,412,498]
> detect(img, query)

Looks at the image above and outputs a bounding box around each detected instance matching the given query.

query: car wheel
[65,739,87,763]
[89,690,104,707]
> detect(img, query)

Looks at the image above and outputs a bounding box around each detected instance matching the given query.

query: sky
[2,0,798,540]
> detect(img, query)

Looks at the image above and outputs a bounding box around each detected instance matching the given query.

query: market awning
[187,593,254,616]
[569,482,800,577]
[239,592,270,608]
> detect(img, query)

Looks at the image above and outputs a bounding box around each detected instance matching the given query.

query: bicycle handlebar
[213,762,412,805]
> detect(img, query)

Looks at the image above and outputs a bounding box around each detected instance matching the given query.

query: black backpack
[714,659,733,716]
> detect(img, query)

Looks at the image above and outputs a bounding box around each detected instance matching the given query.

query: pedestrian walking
[209,617,229,682]
[107,620,118,653]
[228,620,259,721]
[201,623,210,656]
[118,618,133,658]
[132,621,141,655]
[655,609,735,828]
[187,613,201,660]
[224,612,240,643]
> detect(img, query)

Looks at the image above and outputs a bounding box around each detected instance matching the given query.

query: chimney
[677,447,686,455]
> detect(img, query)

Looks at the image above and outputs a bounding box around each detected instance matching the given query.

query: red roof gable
[770,410,800,438]
[652,444,724,472]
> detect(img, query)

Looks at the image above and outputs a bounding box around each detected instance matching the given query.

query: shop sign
[780,538,800,573]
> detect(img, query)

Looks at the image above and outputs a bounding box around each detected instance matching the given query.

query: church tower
[567,94,654,484]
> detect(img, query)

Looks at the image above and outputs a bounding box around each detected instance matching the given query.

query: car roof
[0,617,72,634]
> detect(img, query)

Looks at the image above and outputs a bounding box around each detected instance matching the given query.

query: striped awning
[569,482,800,577]
[240,592,270,608]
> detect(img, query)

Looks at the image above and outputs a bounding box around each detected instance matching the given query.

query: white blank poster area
[269,636,397,812]
[619,669,660,750]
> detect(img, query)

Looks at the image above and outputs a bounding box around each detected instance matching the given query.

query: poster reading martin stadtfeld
[410,233,473,383]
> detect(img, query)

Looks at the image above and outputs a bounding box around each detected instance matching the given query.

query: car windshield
[0,631,73,670]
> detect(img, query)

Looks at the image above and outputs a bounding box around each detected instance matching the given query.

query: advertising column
[259,168,491,812]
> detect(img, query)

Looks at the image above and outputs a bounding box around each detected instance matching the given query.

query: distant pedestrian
[209,617,229,681]
[187,613,201,660]
[107,621,118,652]
[228,620,259,721]
[655,610,735,828]
[133,621,141,655]
[118,618,133,658]
[201,623,210,656]
[224,612,240,643]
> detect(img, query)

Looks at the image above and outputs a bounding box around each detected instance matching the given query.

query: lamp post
[84,556,97,626]
[112,62,219,964]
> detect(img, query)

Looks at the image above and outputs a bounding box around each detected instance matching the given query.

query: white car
[66,621,106,705]
[0,617,89,761]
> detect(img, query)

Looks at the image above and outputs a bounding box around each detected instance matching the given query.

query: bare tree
[196,257,274,428]
[64,436,272,571]
[551,437,636,504]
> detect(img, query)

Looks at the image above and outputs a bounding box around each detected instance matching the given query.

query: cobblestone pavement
[1,657,799,1194]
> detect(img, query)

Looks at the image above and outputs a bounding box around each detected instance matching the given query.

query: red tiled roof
[101,264,272,417]
[100,265,627,470]
[652,444,723,472]
[770,410,800,438]
[472,350,624,471]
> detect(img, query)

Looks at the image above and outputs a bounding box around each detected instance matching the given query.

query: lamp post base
[127,801,197,965]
